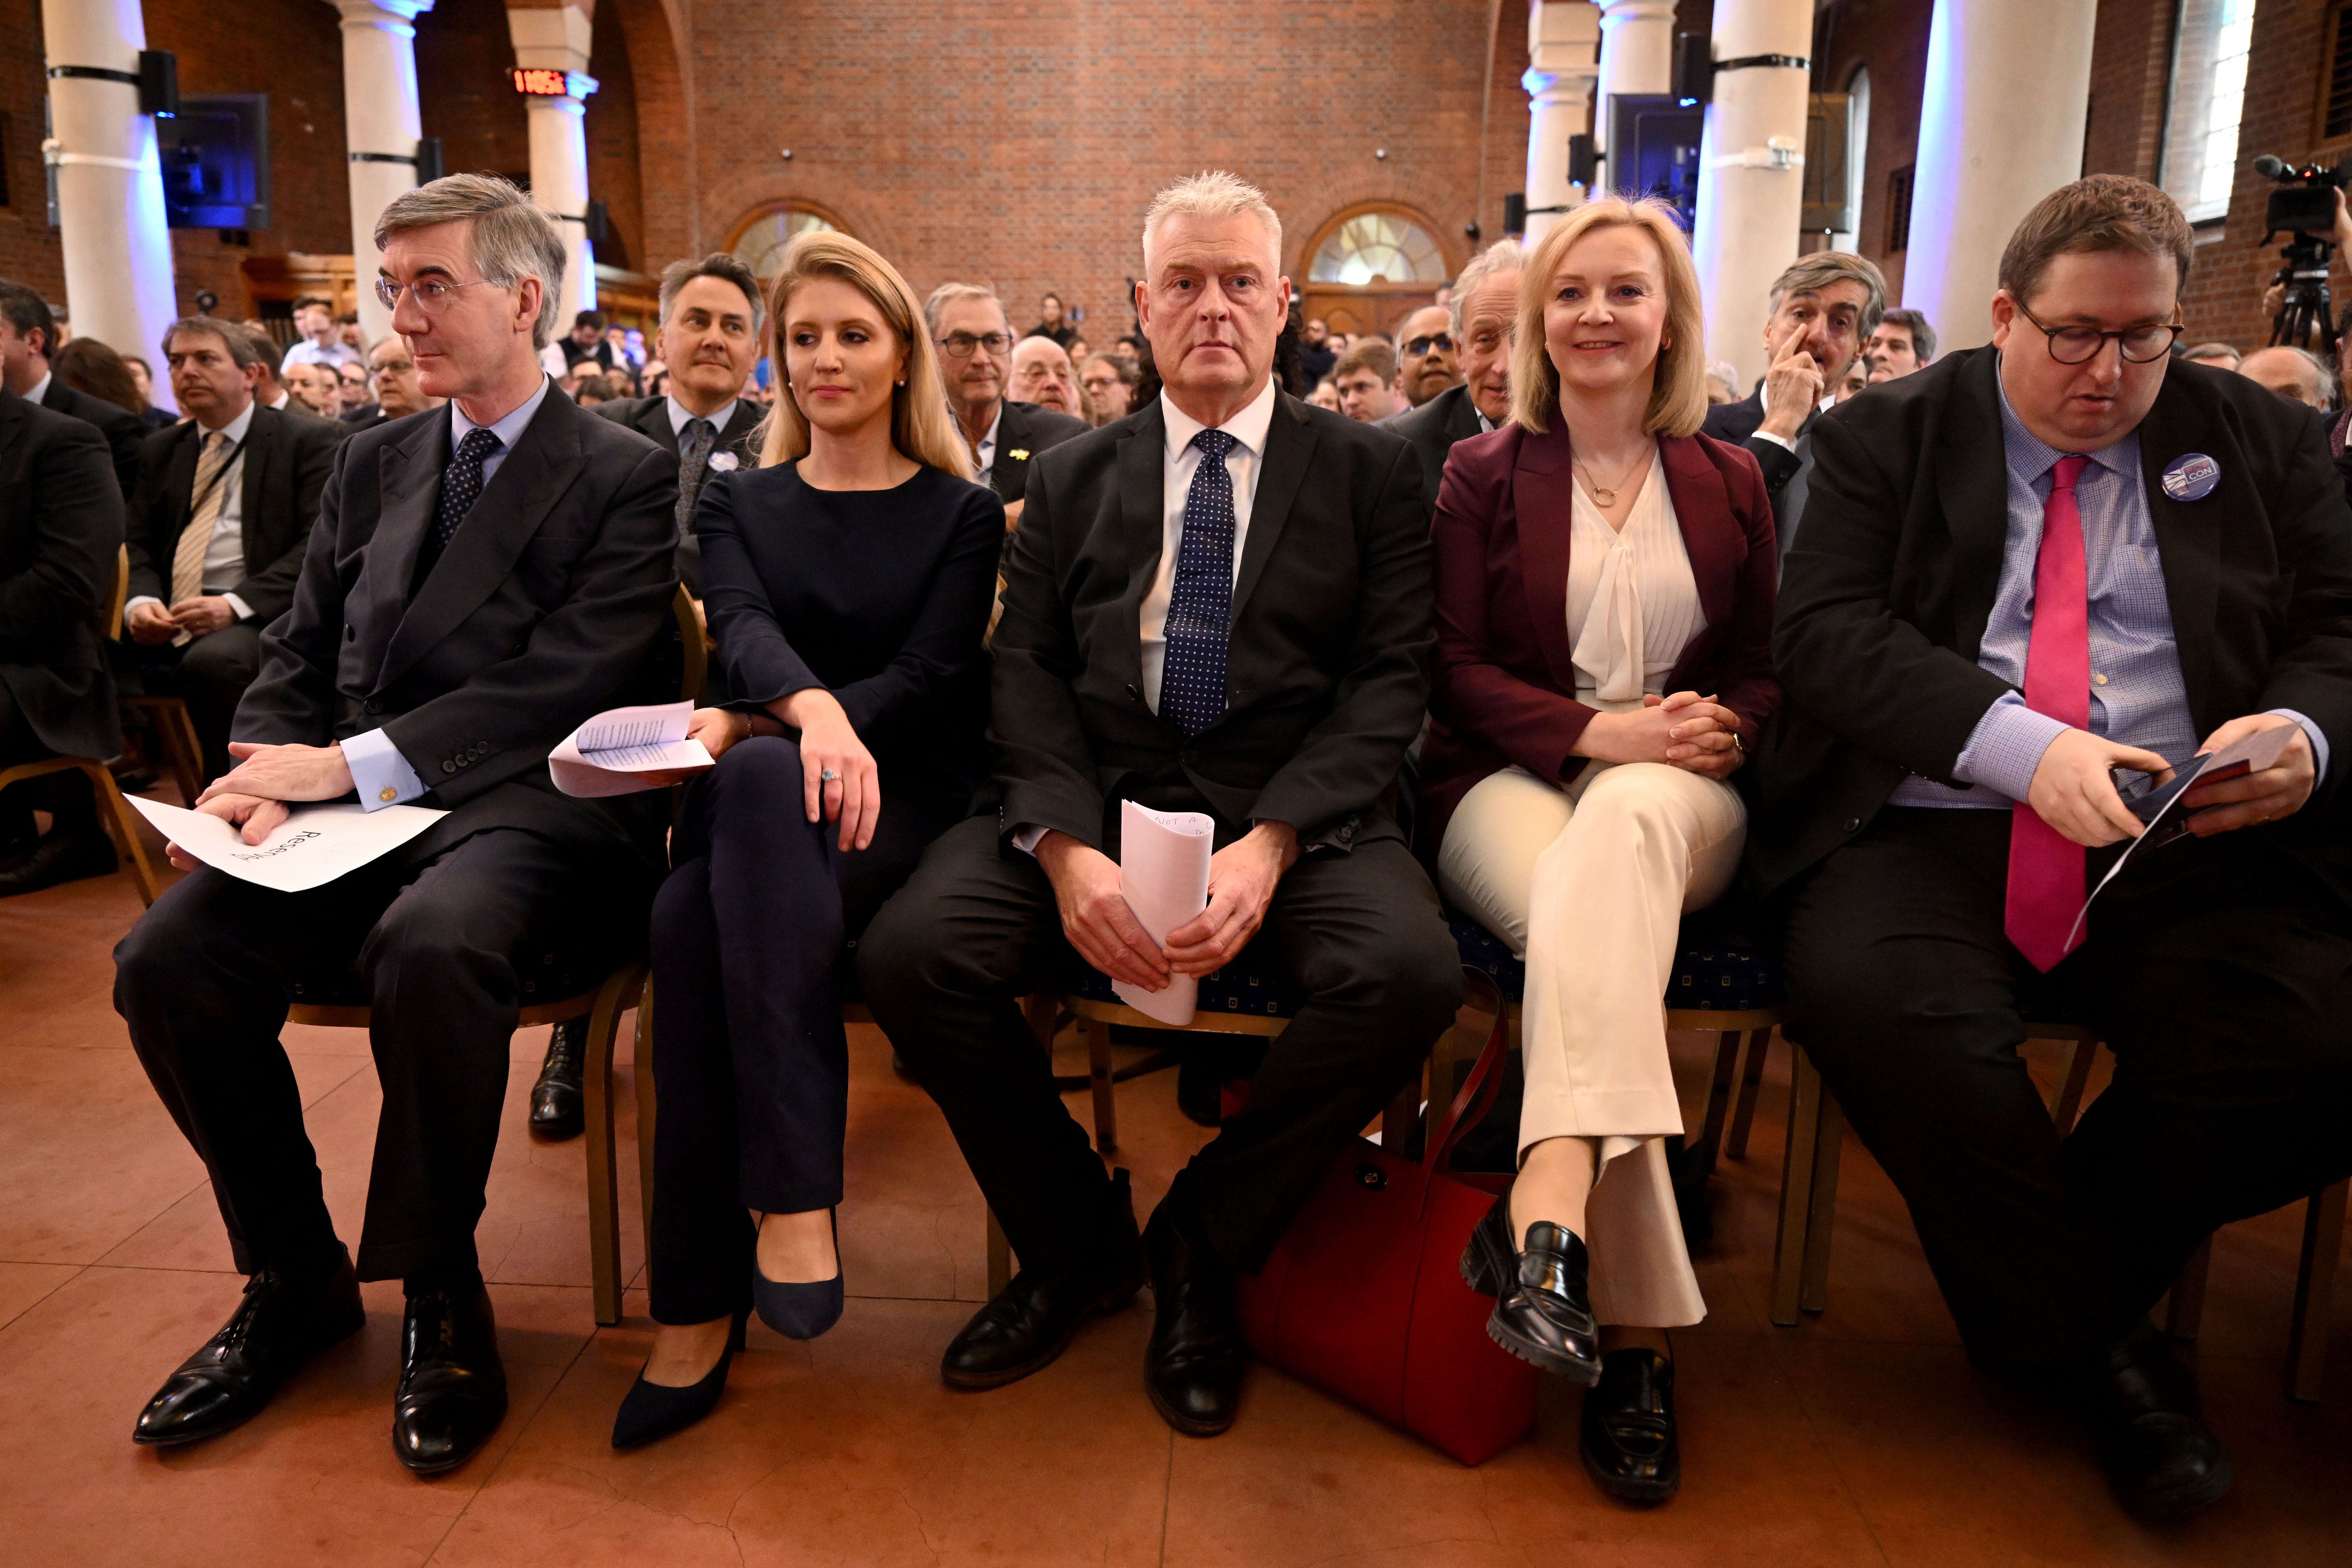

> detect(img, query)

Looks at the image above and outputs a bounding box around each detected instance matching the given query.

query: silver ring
[820,769,839,782]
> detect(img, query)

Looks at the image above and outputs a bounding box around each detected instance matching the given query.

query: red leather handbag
[1237,973,1533,1465]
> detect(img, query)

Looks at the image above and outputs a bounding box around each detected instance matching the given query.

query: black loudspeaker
[1568,133,1600,188]
[1503,192,1527,235]
[137,50,179,118]
[1672,33,1713,106]
[413,136,444,185]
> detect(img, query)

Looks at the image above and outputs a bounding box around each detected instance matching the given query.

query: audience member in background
[926,282,1089,535]
[242,327,301,416]
[1836,358,1870,402]
[611,229,999,1450]
[1866,308,1936,382]
[0,278,145,501]
[2182,341,2242,371]
[1704,360,1741,405]
[2239,345,2336,411]
[1009,334,1085,419]
[115,174,680,1477]
[122,354,177,428]
[1383,239,1519,514]
[1701,251,1885,557]
[1425,196,1778,1506]
[341,335,441,436]
[1334,338,1404,423]
[280,296,361,372]
[862,170,1457,1441]
[1298,315,1336,387]
[1079,352,1137,426]
[642,358,669,399]
[54,336,147,418]
[1026,292,1078,350]
[122,316,341,781]
[283,361,341,420]
[573,374,627,408]
[1306,377,1341,412]
[1066,335,1091,366]
[337,313,364,354]
[1389,303,1461,409]
[603,319,643,386]
[557,309,623,377]
[336,360,376,423]
[0,380,126,894]
[1763,175,2352,1522]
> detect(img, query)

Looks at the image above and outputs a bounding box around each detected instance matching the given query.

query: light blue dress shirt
[1889,372,2327,808]
[345,378,555,810]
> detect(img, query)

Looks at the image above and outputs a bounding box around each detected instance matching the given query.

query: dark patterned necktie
[434,426,504,550]
[676,417,717,539]
[1161,428,1238,736]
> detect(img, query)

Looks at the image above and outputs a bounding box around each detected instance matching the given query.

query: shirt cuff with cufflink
[342,726,427,811]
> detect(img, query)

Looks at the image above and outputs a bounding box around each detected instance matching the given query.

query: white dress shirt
[24,370,51,406]
[282,338,362,372]
[972,401,1004,486]
[345,378,555,809]
[668,394,740,442]
[125,401,258,626]
[1563,454,1705,701]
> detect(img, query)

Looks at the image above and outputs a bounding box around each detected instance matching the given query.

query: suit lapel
[355,408,449,678]
[1660,434,1737,638]
[722,399,762,457]
[1513,420,1580,690]
[635,398,678,454]
[1112,404,1166,691]
[161,422,201,536]
[234,409,278,560]
[1233,394,1314,617]
[1446,385,1484,445]
[2136,381,2224,725]
[1934,350,2015,661]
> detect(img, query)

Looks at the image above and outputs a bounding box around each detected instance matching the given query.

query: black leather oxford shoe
[0,830,116,897]
[1461,1190,1601,1384]
[528,1019,585,1140]
[391,1282,508,1474]
[942,1171,1143,1390]
[1141,1202,1246,1436]
[132,1249,366,1447]
[2090,1323,2233,1520]
[1582,1348,1680,1504]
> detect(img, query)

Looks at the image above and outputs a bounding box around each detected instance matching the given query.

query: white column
[1903,0,2096,353]
[506,2,597,313]
[1522,2,1602,248]
[1595,0,1676,154]
[39,0,178,410]
[330,0,433,346]
[1690,0,1813,391]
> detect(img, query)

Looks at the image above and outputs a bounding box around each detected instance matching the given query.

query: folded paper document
[1112,799,1214,1027]
[550,700,714,797]
[126,796,447,892]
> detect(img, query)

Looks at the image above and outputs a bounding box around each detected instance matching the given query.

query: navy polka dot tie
[434,426,504,551]
[1162,428,1238,737]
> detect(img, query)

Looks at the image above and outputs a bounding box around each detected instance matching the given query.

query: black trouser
[130,623,264,781]
[859,810,1463,1277]
[114,826,625,1282]
[646,737,946,1325]
[1782,807,2352,1374]
[0,684,98,842]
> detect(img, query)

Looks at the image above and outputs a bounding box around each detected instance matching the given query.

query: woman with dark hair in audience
[611,228,1002,1447]
[1421,195,1780,1504]
[117,353,179,427]
[53,337,153,422]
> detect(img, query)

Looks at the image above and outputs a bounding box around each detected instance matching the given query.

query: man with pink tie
[1753,175,2352,1521]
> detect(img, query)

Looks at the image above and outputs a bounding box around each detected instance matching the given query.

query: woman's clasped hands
[1578,691,1746,779]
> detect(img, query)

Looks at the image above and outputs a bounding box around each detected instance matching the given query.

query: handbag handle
[1424,965,1512,1175]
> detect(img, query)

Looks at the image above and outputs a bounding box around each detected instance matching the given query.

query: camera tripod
[2271,232,2341,360]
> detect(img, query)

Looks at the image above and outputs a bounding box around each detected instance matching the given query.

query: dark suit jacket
[991,390,1431,853]
[1381,383,1487,520]
[40,374,145,505]
[988,398,1091,507]
[126,404,342,626]
[1701,386,1812,554]
[1757,346,2352,901]
[594,394,762,594]
[235,389,681,865]
[0,388,123,760]
[1420,421,1781,849]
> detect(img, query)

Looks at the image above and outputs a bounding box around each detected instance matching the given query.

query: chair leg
[1799,1088,1843,1315]
[1726,1027,1773,1160]
[2166,1235,2213,1342]
[79,762,160,907]
[1086,1015,1117,1154]
[582,963,641,1327]
[634,977,657,1275]
[2049,1038,2097,1134]
[986,1208,1011,1298]
[2288,1178,2347,1403]
[1694,1029,1743,1180]
[1771,1046,1825,1327]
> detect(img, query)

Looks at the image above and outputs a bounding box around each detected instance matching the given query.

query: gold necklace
[1575,444,1652,505]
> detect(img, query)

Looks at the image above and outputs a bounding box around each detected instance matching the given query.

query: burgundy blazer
[1420,418,1782,852]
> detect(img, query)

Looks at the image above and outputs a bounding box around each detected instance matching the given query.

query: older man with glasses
[1387,303,1460,409]
[925,282,1089,537]
[1381,240,1520,517]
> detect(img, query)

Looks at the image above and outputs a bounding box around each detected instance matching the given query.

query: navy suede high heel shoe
[611,1308,748,1449]
[752,1209,843,1341]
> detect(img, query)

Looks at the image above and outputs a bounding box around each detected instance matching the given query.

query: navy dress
[648,459,1001,1325]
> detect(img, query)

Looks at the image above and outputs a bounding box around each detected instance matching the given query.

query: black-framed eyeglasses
[2014,298,2183,365]
[1404,333,1455,356]
[936,331,1012,359]
[375,276,495,312]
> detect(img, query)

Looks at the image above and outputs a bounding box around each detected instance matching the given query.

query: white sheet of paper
[550,700,715,797]
[126,796,448,893]
[1112,799,1214,1026]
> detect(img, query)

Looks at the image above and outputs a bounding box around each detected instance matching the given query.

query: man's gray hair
[1141,171,1282,271]
[2252,344,2339,406]
[160,315,261,372]
[923,281,1007,338]
[373,173,569,350]
[1767,251,1888,337]
[658,254,763,328]
[1448,239,1525,340]
[1879,306,1937,363]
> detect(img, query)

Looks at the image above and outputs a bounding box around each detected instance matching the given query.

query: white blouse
[1564,454,1706,701]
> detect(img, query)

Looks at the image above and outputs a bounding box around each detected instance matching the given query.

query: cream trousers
[1437,759,1746,1328]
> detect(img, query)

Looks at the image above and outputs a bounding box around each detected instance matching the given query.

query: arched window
[1307,211,1447,285]
[727,204,841,279]
[1835,67,1871,254]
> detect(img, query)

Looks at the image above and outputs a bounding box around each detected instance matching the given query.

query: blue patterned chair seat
[1446,907,1781,1013]
[1060,942,1311,1021]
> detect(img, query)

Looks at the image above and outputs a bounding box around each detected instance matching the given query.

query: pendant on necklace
[1592,487,1617,504]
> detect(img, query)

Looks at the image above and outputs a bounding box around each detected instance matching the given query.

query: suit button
[1842,816,1862,833]
[1125,683,1141,700]
[442,761,456,774]
[364,699,382,714]
[456,756,470,768]
[345,626,356,643]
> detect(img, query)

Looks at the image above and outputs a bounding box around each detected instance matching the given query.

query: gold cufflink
[380,787,397,802]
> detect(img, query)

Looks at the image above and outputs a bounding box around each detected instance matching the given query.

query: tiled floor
[4,821,2350,1566]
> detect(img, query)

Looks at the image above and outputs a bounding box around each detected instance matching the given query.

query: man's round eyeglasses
[375,277,494,311]
[2014,299,2183,365]
[936,332,1012,359]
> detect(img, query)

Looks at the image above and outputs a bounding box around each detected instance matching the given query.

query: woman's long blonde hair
[1509,195,1709,439]
[754,230,975,479]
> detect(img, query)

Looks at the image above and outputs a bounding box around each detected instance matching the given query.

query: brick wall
[584,0,643,272]
[0,0,62,298]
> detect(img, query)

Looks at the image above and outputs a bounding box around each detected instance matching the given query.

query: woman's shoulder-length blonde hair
[754,230,976,480]
[1509,195,1710,440]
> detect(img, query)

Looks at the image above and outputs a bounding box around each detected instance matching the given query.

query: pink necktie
[2005,453,2092,972]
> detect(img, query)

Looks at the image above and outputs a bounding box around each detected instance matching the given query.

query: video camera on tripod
[2255,153,2352,359]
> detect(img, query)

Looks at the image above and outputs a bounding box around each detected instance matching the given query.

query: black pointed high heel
[752,1209,843,1341]
[610,1308,748,1449]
